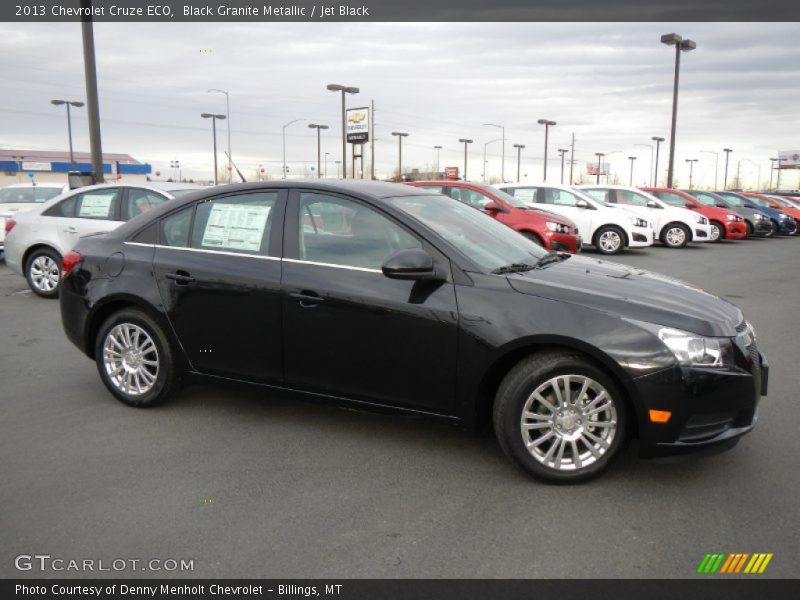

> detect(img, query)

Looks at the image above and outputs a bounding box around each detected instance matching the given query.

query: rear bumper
[59,276,92,357]
[631,351,768,459]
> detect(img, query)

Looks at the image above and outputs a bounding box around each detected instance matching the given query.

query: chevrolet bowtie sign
[346,107,370,144]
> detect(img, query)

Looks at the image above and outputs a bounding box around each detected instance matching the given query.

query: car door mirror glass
[576,199,590,208]
[483,202,503,213]
[382,248,440,281]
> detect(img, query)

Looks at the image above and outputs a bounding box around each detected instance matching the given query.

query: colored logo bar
[697,553,773,574]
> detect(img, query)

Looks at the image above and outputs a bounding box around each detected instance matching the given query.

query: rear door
[55,188,123,252]
[152,190,286,383]
[280,189,459,413]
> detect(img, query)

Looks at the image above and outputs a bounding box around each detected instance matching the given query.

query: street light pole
[458,138,473,181]
[537,119,556,181]
[651,136,665,186]
[558,149,569,184]
[722,148,733,190]
[595,153,605,184]
[513,144,525,182]
[685,158,698,189]
[207,89,231,183]
[281,118,306,179]
[51,100,85,168]
[661,33,696,188]
[327,84,359,179]
[391,132,409,181]
[482,138,501,183]
[201,112,226,185]
[700,150,719,190]
[434,145,442,177]
[482,123,505,182]
[308,124,329,179]
[324,152,331,178]
[628,156,637,186]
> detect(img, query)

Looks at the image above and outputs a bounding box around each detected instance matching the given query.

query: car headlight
[696,216,708,224]
[630,216,648,228]
[779,213,789,220]
[631,320,734,368]
[753,213,764,221]
[725,214,736,221]
[545,221,570,234]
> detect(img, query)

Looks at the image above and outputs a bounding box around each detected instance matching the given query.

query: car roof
[2,182,67,189]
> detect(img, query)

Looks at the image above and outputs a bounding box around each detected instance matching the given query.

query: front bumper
[628,226,654,248]
[723,220,747,239]
[692,223,713,242]
[749,218,774,237]
[776,218,797,236]
[630,348,768,459]
[546,231,581,254]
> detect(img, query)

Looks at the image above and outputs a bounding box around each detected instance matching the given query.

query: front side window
[298,192,420,270]
[448,187,493,209]
[542,188,581,206]
[654,192,689,207]
[191,192,277,255]
[74,189,120,220]
[691,192,721,206]
[387,194,547,273]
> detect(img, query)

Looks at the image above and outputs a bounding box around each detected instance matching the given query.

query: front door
[281,190,459,414]
[153,190,286,383]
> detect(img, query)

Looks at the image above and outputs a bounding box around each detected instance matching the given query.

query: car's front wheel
[94,308,180,407]
[25,247,62,298]
[660,223,690,248]
[709,221,724,242]
[493,351,627,483]
[593,225,625,255]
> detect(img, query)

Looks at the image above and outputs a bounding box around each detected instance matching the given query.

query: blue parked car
[714,191,797,236]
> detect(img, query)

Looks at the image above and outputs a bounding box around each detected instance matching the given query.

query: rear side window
[43,195,78,217]
[125,189,168,220]
[542,188,581,206]
[160,207,193,248]
[505,188,537,203]
[618,190,651,206]
[74,189,120,220]
[191,192,277,255]
[583,189,612,204]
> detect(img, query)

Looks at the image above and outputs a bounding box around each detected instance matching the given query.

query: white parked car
[4,182,200,297]
[0,183,69,252]
[494,183,654,255]
[577,185,713,248]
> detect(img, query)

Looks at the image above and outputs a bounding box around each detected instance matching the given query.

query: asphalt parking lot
[1,235,799,579]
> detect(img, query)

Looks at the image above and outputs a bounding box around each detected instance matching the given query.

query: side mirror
[685,202,696,209]
[646,199,660,208]
[576,199,590,209]
[382,248,441,281]
[483,202,503,214]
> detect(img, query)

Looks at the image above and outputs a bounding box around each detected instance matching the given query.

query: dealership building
[0,149,152,187]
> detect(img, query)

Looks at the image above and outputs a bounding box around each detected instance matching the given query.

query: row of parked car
[1,179,798,299]
[406,181,799,255]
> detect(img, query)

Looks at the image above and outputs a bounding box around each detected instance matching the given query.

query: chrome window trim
[283,258,382,273]
[123,242,280,261]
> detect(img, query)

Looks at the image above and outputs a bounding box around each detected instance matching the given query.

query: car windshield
[687,191,721,207]
[717,193,747,207]
[387,194,549,272]
[747,196,771,207]
[654,191,690,207]
[486,186,529,209]
[0,186,62,204]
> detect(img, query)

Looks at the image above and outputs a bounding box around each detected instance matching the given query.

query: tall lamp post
[51,99,84,168]
[722,148,733,190]
[201,112,226,185]
[324,152,331,178]
[628,156,637,185]
[661,33,697,188]
[433,145,442,177]
[483,139,501,183]
[281,118,305,179]
[513,144,525,182]
[651,136,665,186]
[482,123,505,182]
[700,150,719,190]
[326,83,359,178]
[458,138,473,181]
[308,123,329,179]
[391,132,409,181]
[537,119,556,181]
[558,148,569,184]
[685,158,698,189]
[594,152,605,184]
[207,89,231,183]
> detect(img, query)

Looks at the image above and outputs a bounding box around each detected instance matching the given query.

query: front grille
[632,233,648,242]
[735,320,747,334]
[695,229,708,238]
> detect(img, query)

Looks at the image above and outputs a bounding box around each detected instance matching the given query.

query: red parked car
[642,187,746,242]
[406,181,581,253]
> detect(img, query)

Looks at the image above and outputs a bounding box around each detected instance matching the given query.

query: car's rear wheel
[522,231,544,247]
[94,308,180,407]
[25,247,62,298]
[709,221,724,242]
[593,225,625,255]
[660,223,690,248]
[493,351,627,483]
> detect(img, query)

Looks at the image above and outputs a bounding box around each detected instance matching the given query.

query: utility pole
[558,149,569,184]
[370,99,376,180]
[661,33,696,188]
[513,144,525,182]
[569,133,576,185]
[722,148,733,190]
[537,119,556,181]
[595,153,605,184]
[628,156,637,186]
[651,137,665,186]
[459,138,473,181]
[81,2,104,183]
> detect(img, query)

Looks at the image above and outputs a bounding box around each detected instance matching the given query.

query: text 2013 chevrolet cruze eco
[59,181,768,482]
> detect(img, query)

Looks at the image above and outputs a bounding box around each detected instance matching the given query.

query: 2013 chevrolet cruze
[59,181,768,482]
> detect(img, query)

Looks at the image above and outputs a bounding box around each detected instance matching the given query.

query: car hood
[618,204,699,224]
[507,255,742,337]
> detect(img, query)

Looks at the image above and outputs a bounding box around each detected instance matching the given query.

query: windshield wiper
[534,252,571,268]
[491,262,536,275]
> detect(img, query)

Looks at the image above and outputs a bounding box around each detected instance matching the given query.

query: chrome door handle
[288,290,324,307]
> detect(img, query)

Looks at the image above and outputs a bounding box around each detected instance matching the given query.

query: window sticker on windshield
[201,203,270,252]
[78,193,116,218]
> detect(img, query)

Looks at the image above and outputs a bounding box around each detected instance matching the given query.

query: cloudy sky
[1,21,798,188]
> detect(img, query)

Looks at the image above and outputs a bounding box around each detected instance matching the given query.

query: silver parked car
[4,182,200,297]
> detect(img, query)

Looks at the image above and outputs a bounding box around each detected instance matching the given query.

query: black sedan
[59,181,768,482]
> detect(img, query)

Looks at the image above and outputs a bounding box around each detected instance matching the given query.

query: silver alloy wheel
[665,226,687,247]
[29,255,60,293]
[102,323,159,396]
[598,230,622,253]
[710,223,722,241]
[520,375,618,471]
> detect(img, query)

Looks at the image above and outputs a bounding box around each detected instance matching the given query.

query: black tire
[522,231,544,247]
[745,221,754,237]
[709,221,724,242]
[94,308,181,408]
[592,225,626,255]
[765,220,777,238]
[493,350,628,483]
[660,222,690,248]
[25,247,62,298]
